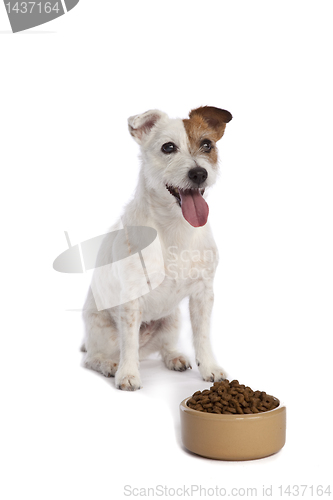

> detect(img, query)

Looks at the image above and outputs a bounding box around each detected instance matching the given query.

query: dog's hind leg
[83,317,120,377]
[82,294,120,377]
[158,308,192,372]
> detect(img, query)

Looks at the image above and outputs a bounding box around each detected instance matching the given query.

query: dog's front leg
[115,300,142,391]
[189,285,226,382]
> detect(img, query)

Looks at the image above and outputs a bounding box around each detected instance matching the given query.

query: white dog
[82,106,232,390]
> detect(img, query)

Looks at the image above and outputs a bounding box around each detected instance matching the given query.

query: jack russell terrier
[82,106,232,390]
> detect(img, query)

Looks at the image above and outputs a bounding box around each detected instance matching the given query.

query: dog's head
[128,106,232,228]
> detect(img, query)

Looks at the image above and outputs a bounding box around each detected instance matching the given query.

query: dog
[81,106,232,390]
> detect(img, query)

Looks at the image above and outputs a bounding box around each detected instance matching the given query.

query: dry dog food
[187,379,279,414]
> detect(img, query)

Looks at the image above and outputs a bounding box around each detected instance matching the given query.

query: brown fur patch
[190,106,232,131]
[183,106,232,165]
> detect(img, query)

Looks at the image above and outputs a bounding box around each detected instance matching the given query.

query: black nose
[188,166,208,185]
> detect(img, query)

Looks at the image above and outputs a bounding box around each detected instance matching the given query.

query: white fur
[82,109,226,390]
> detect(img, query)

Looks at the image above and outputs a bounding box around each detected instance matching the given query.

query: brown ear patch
[189,106,232,141]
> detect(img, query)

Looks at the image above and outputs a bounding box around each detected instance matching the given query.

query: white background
[1,1,332,499]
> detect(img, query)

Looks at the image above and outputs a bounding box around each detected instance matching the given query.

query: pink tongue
[179,189,209,227]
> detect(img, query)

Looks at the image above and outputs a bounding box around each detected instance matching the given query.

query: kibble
[187,380,279,414]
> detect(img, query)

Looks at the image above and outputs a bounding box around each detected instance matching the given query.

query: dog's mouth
[166,185,209,228]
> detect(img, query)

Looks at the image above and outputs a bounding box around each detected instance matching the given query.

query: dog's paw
[198,363,226,382]
[164,353,192,372]
[84,356,118,378]
[115,369,142,391]
[100,360,119,377]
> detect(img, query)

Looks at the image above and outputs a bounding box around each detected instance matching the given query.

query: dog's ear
[128,109,168,145]
[189,106,232,141]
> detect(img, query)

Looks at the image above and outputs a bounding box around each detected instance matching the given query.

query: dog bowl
[180,397,286,460]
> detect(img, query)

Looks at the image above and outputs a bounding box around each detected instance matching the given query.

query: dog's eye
[161,142,177,154]
[201,140,213,152]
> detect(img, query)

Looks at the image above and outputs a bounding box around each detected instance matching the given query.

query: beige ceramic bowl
[180,397,286,460]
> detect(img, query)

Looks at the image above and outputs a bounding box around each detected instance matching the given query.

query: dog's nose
[188,167,208,185]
